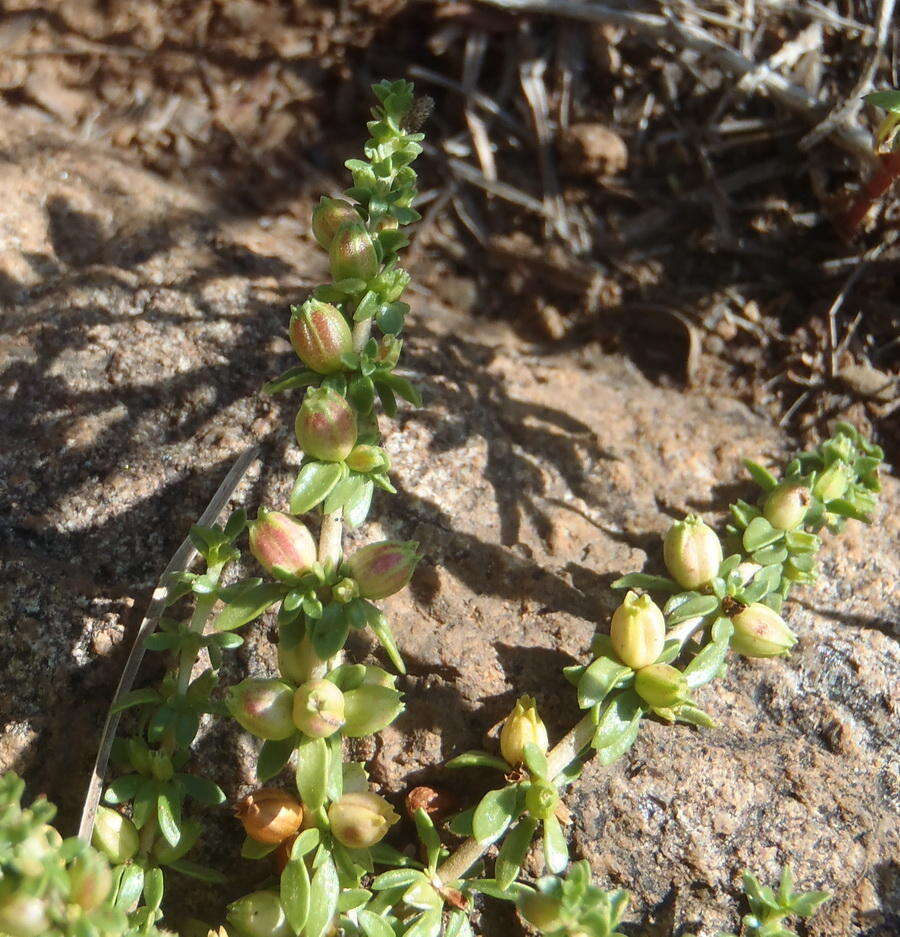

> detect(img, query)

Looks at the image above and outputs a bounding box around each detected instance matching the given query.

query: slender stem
[176,574,221,696]
[318,509,344,569]
[352,318,372,354]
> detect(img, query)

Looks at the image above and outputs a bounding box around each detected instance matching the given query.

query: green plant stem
[318,509,344,569]
[352,318,373,354]
[176,571,222,696]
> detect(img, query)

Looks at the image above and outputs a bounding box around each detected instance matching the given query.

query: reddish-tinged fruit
[226,679,295,741]
[329,221,379,281]
[249,509,316,579]
[346,540,419,600]
[295,387,357,462]
[292,679,345,738]
[763,482,811,530]
[289,300,353,374]
[236,789,303,845]
[311,197,360,249]
[327,792,399,848]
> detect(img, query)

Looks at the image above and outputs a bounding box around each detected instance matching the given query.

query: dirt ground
[0,2,898,935]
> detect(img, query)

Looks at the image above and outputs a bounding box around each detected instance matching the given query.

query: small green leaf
[577,656,632,709]
[790,890,831,917]
[376,371,422,407]
[666,593,720,625]
[743,459,779,491]
[413,808,442,871]
[110,687,162,714]
[212,582,284,632]
[263,366,320,395]
[473,785,522,845]
[743,516,782,552]
[542,814,568,873]
[611,573,680,593]
[403,910,442,937]
[281,857,311,933]
[305,854,340,937]
[115,864,144,911]
[365,604,406,674]
[864,90,900,113]
[177,774,226,806]
[167,859,226,883]
[257,736,296,783]
[143,867,164,911]
[495,816,538,890]
[371,868,424,890]
[523,742,549,780]
[324,475,365,515]
[291,828,321,859]
[295,736,329,810]
[344,478,375,530]
[357,909,398,937]
[290,461,345,514]
[311,603,350,660]
[103,775,144,805]
[156,789,181,847]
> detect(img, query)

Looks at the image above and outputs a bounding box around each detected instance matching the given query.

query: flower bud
[0,893,49,937]
[289,301,353,375]
[249,509,317,579]
[327,792,399,848]
[227,890,292,937]
[375,335,402,370]
[226,679,295,741]
[68,849,113,912]
[91,806,139,865]
[813,462,851,503]
[292,679,345,738]
[499,696,549,767]
[730,602,797,658]
[519,891,564,932]
[609,591,665,670]
[345,444,389,474]
[346,540,420,600]
[663,515,722,590]
[295,387,357,462]
[634,663,689,709]
[763,482,811,530]
[329,221,379,282]
[149,750,174,782]
[278,633,326,684]
[236,788,304,845]
[525,781,559,821]
[331,576,359,604]
[311,197,360,249]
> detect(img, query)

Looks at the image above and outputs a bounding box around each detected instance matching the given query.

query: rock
[560,122,629,177]
[0,107,897,935]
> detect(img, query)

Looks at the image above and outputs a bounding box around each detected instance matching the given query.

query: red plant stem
[843,151,900,233]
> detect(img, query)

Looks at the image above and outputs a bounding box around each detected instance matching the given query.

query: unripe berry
[289,300,353,375]
[91,806,139,865]
[235,788,304,845]
[226,679,296,741]
[609,591,665,669]
[0,894,49,937]
[345,540,419,600]
[763,482,811,530]
[327,792,399,848]
[311,197,361,249]
[295,387,357,462]
[329,221,379,282]
[277,633,326,684]
[499,695,549,767]
[248,509,317,579]
[292,679,345,738]
[663,515,722,590]
[730,602,797,658]
[634,663,689,709]
[68,850,113,912]
[227,890,292,937]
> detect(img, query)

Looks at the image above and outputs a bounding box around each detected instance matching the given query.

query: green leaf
[110,687,162,714]
[592,691,643,755]
[790,890,831,917]
[212,582,284,631]
[864,90,900,113]
[666,593,720,625]
[743,516,782,552]
[743,459,779,491]
[156,789,182,847]
[337,888,371,912]
[295,736,329,810]
[167,859,226,883]
[473,785,522,845]
[675,705,715,728]
[542,814,568,874]
[357,909,398,937]
[257,736,296,783]
[342,684,404,737]
[291,828,321,859]
[281,857,311,933]
[263,366,320,395]
[344,479,375,530]
[325,732,344,802]
[104,774,144,805]
[115,864,144,911]
[495,816,538,889]
[826,497,872,522]
[611,573,680,593]
[376,371,422,406]
[305,854,340,937]
[290,461,345,514]
[371,868,424,890]
[311,604,350,660]
[404,910,443,937]
[365,604,406,674]
[523,742,549,780]
[143,867,164,911]
[684,621,732,689]
[354,290,380,322]
[751,545,788,567]
[324,475,365,515]
[578,657,632,709]
[413,807,442,871]
[177,774,226,806]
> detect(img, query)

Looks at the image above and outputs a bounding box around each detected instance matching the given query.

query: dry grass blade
[77,446,259,842]
[471,0,876,162]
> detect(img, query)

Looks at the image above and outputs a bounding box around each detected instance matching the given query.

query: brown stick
[841,151,900,233]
